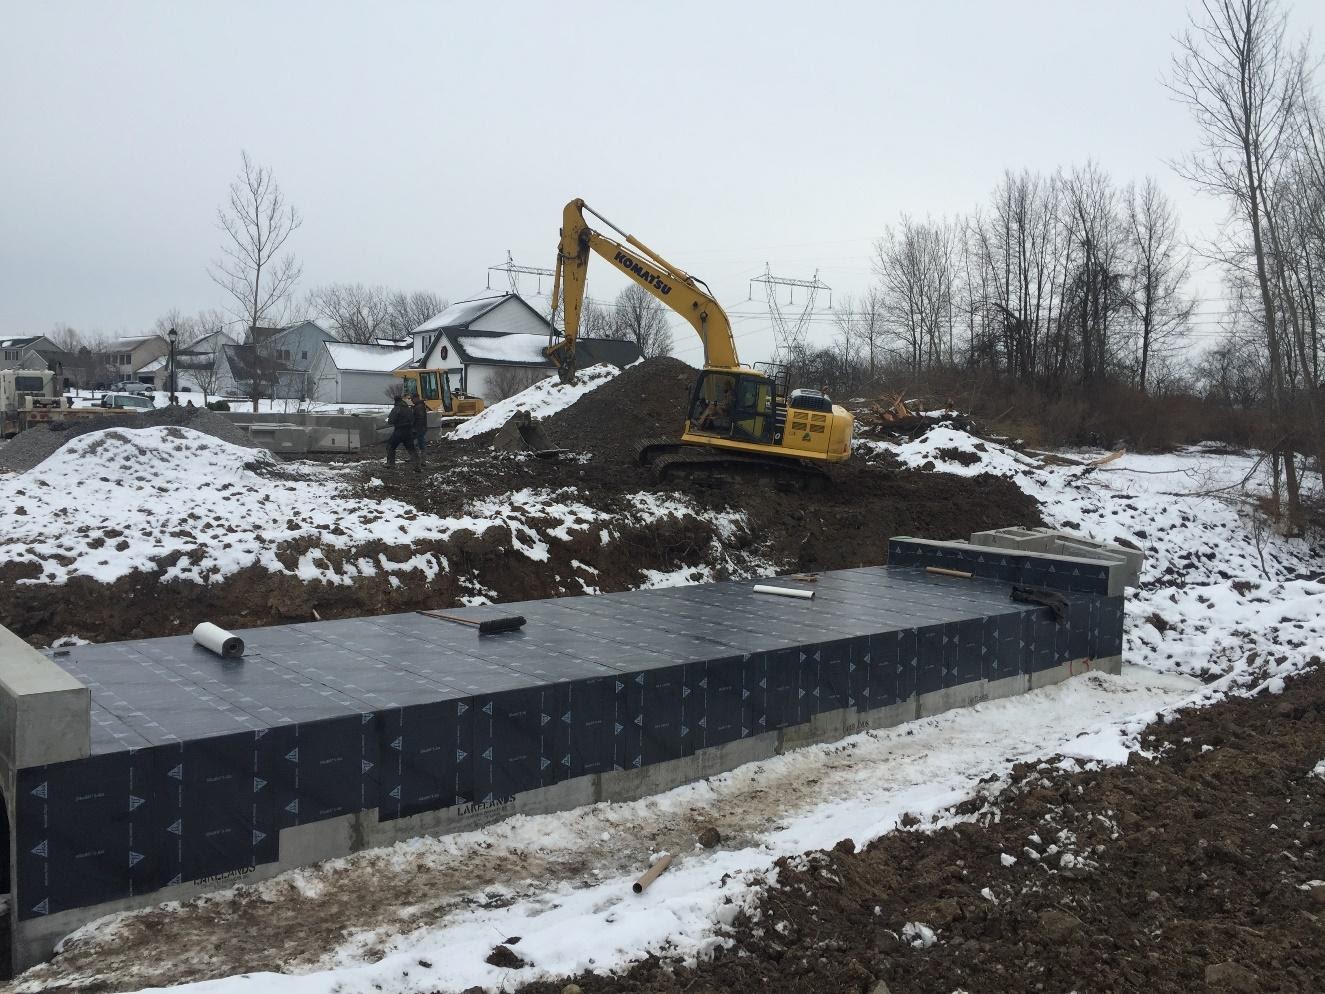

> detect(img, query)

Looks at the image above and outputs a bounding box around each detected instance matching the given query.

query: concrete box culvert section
[0,536,1135,973]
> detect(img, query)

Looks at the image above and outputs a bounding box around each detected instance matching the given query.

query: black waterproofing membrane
[17,546,1123,920]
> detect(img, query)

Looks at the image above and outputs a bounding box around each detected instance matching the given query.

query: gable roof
[413,293,508,334]
[323,342,412,373]
[437,330,642,369]
[110,335,165,350]
[0,336,44,351]
[412,291,554,335]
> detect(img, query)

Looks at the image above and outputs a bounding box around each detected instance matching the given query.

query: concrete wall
[0,530,1142,973]
[9,648,1119,972]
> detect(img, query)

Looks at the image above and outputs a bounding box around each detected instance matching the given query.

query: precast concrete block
[777,706,852,752]
[917,681,989,719]
[0,626,90,771]
[985,674,1030,702]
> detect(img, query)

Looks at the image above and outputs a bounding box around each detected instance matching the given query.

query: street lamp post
[168,326,178,405]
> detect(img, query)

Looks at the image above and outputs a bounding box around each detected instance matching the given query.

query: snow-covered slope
[0,425,744,587]
[450,363,618,439]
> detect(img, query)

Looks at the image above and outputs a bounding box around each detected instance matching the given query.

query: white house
[409,291,640,402]
[308,342,413,405]
[141,330,240,394]
[108,335,168,384]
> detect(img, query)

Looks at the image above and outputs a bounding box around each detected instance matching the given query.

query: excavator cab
[688,369,776,444]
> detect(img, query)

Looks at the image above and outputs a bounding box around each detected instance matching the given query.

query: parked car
[110,380,154,395]
[100,392,154,410]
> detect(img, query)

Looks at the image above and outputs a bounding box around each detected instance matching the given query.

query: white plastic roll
[752,584,815,600]
[193,622,245,658]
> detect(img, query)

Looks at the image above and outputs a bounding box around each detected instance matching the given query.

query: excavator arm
[546,199,740,378]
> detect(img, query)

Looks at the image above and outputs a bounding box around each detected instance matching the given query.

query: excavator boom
[548,199,739,376]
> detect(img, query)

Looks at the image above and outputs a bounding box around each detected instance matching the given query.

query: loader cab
[398,369,453,413]
[687,369,776,444]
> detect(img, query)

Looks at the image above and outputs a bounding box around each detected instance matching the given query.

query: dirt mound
[519,665,1325,994]
[542,356,696,462]
[0,405,259,473]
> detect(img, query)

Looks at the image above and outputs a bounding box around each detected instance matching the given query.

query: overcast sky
[3,1,1320,364]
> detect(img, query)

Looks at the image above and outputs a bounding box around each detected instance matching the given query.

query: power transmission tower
[749,265,832,366]
[487,251,555,295]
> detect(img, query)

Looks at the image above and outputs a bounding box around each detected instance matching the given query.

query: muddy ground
[515,666,1325,994]
[1,359,1041,645]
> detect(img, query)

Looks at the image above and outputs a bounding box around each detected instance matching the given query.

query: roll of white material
[752,584,815,600]
[193,622,245,658]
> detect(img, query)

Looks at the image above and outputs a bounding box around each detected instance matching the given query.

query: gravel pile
[0,407,262,474]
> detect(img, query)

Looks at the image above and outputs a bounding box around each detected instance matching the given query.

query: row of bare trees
[828,165,1196,398]
[1169,0,1324,522]
[578,283,674,358]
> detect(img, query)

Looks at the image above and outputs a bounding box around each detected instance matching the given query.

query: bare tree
[873,215,959,374]
[1168,0,1310,515]
[598,283,672,357]
[209,151,303,334]
[307,283,394,343]
[386,290,448,338]
[834,286,888,385]
[1123,177,1197,394]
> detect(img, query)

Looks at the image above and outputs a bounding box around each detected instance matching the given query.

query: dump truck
[1,371,135,438]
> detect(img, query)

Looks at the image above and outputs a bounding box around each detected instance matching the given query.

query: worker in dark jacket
[385,395,420,471]
[411,392,429,464]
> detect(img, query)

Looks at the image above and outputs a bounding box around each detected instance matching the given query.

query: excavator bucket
[492,411,564,458]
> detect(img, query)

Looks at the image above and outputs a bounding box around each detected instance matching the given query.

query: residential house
[410,291,641,402]
[251,320,339,377]
[140,330,240,396]
[219,344,303,401]
[0,337,51,372]
[107,335,168,384]
[308,342,413,405]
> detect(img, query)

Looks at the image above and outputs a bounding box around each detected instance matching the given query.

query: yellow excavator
[546,198,853,483]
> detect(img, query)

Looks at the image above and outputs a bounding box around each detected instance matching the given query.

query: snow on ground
[0,425,742,586]
[874,426,1324,688]
[450,363,617,440]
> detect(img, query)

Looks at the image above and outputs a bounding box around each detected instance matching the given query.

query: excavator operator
[696,379,735,432]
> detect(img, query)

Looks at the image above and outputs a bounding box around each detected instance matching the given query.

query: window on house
[277,349,291,361]
[301,351,308,360]
[115,353,133,366]
[2,350,19,361]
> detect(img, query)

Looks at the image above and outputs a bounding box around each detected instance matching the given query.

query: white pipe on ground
[753,584,815,600]
[193,622,244,658]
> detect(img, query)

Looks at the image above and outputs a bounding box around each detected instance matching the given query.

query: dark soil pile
[1,361,1042,645]
[0,406,258,473]
[517,666,1325,994]
[542,356,696,463]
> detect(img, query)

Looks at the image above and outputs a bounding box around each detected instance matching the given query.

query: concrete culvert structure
[0,534,1137,973]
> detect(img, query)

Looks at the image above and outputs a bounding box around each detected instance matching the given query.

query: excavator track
[636,438,829,491]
